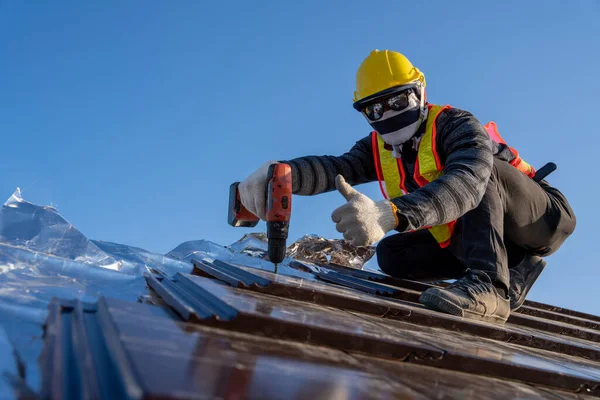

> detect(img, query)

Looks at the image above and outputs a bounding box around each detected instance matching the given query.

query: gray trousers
[376,158,576,289]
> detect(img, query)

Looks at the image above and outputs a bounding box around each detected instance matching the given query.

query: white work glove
[331,175,398,247]
[238,160,279,221]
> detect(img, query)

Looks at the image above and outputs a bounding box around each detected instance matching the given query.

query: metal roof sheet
[39,257,600,399]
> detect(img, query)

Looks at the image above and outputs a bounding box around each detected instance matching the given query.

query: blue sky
[1,1,599,313]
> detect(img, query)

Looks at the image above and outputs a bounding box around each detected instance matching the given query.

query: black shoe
[419,270,510,324]
[509,255,546,311]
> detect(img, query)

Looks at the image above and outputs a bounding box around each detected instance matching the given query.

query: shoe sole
[419,292,508,324]
[510,259,546,311]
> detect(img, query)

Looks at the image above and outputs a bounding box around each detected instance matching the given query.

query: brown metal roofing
[39,257,600,399]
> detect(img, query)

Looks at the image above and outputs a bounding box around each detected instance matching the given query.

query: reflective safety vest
[371,104,536,248]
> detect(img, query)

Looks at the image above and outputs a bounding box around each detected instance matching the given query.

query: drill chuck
[267,221,289,264]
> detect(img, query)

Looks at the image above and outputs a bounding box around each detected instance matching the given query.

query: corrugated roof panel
[146,272,445,361]
[144,270,600,396]
[281,261,600,346]
[518,306,600,330]
[526,301,600,323]
[40,296,598,399]
[188,260,600,364]
[34,249,600,399]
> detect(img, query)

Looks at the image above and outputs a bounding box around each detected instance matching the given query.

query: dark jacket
[283,107,556,232]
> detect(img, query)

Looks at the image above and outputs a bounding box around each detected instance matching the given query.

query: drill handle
[266,163,292,223]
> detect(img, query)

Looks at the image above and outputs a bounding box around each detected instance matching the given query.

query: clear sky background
[1,1,599,313]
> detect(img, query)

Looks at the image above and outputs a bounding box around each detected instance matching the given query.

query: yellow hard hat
[353,49,426,106]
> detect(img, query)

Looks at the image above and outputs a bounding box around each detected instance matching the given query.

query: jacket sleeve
[283,135,377,195]
[390,108,494,231]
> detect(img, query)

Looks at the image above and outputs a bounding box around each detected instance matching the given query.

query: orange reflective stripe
[484,121,536,179]
[413,158,429,187]
[430,105,446,171]
[396,158,408,194]
[509,147,536,178]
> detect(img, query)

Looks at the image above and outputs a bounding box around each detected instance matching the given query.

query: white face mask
[388,116,426,158]
[365,88,428,158]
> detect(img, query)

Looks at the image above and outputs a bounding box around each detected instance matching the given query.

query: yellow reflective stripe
[375,105,457,249]
[418,104,445,181]
[428,225,452,243]
[515,157,535,177]
[377,135,404,199]
[418,105,454,247]
[520,160,534,175]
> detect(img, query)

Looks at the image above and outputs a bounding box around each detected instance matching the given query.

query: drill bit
[273,263,279,274]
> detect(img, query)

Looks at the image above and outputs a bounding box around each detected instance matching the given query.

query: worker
[238,49,576,324]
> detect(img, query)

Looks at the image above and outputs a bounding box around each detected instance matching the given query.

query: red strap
[396,158,408,194]
[413,158,429,187]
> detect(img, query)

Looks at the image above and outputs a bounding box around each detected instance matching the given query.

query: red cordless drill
[228,163,292,267]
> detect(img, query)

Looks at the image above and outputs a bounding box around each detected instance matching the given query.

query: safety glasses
[353,84,417,121]
[364,91,413,120]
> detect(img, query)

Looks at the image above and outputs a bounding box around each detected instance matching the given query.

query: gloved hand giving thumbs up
[331,175,399,247]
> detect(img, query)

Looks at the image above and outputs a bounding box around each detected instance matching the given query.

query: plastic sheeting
[0,188,384,398]
[0,189,271,398]
[0,327,19,400]
[167,237,274,270]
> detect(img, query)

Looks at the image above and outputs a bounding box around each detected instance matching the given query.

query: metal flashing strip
[145,272,238,322]
[194,261,414,316]
[191,258,272,288]
[313,261,598,325]
[39,299,143,400]
[291,260,437,292]
[314,270,400,296]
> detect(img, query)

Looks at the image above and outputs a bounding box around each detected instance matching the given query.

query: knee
[542,189,577,255]
[562,206,577,236]
[543,209,577,256]
[376,233,417,277]
[559,213,576,240]
[375,235,396,276]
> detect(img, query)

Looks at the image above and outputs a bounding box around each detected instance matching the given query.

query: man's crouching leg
[419,160,513,324]
[419,158,576,324]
